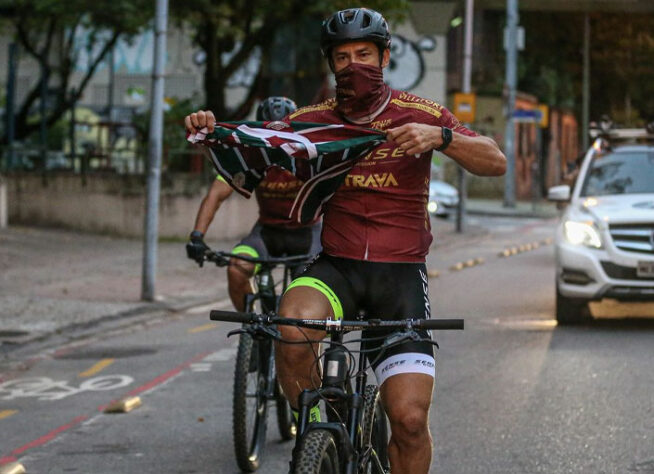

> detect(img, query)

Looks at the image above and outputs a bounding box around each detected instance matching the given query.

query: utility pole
[456,0,475,233]
[141,0,168,301]
[503,0,518,208]
[5,43,18,170]
[581,13,590,152]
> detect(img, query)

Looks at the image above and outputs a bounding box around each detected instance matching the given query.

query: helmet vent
[362,13,371,28]
[341,10,357,23]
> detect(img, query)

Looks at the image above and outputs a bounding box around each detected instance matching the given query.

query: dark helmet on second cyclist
[256,96,297,121]
[320,8,391,59]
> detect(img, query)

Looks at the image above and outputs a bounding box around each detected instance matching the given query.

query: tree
[172,0,409,120]
[517,11,654,124]
[0,0,152,144]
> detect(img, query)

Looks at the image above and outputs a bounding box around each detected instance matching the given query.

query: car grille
[609,224,654,255]
[601,261,654,281]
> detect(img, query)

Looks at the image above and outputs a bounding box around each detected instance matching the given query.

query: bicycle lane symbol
[0,375,134,401]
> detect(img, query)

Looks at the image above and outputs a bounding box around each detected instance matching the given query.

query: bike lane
[0,305,237,470]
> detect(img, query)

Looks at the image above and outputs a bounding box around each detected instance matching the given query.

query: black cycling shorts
[285,253,435,385]
[234,222,322,277]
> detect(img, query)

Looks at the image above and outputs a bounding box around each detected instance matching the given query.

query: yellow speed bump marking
[78,358,115,377]
[543,237,553,245]
[499,249,512,257]
[188,323,218,334]
[104,396,142,414]
[449,262,465,271]
[0,463,26,474]
[0,409,18,420]
[475,257,485,265]
[427,269,440,278]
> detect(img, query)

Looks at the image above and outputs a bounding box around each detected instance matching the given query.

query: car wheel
[556,284,592,325]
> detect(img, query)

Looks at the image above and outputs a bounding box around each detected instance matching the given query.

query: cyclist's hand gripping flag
[187,121,385,224]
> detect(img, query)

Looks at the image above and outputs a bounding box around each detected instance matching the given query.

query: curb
[466,207,559,219]
[0,295,224,352]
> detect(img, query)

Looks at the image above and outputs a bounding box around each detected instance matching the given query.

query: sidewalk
[466,198,560,219]
[0,200,555,349]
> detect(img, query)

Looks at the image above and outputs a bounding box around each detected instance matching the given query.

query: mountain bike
[209,308,464,473]
[203,249,314,472]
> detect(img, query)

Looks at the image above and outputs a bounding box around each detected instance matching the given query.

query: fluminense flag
[187,121,386,223]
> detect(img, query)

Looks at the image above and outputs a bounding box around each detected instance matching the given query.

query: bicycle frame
[295,329,378,474]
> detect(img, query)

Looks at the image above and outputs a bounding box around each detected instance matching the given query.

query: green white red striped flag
[187,121,386,223]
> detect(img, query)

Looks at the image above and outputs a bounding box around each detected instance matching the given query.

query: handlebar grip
[210,310,254,324]
[417,319,464,330]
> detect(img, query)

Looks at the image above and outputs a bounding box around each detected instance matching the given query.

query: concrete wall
[6,173,258,240]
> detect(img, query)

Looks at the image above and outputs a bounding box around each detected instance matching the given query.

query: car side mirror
[547,185,571,202]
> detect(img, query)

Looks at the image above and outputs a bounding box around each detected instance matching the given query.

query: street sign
[454,92,476,123]
[537,104,549,128]
[512,108,542,123]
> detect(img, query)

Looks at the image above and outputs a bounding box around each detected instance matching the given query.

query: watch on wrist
[435,127,453,152]
[190,230,204,240]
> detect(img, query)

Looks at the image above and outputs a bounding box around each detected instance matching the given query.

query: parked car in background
[548,125,654,324]
[428,179,459,218]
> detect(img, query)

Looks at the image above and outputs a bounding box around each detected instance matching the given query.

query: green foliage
[0,0,153,144]
[171,0,409,118]
[518,11,654,124]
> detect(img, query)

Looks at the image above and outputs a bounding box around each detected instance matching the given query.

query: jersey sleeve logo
[390,98,442,118]
[288,98,337,119]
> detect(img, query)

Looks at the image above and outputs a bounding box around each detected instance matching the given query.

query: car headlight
[427,201,438,213]
[563,220,602,248]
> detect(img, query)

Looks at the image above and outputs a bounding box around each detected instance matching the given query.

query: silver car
[428,179,459,218]
[548,126,654,324]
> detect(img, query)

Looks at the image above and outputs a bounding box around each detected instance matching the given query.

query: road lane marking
[0,414,88,464]
[0,410,17,420]
[78,358,115,377]
[188,323,218,334]
[190,363,212,372]
[204,347,237,362]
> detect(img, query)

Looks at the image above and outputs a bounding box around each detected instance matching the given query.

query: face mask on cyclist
[334,62,390,122]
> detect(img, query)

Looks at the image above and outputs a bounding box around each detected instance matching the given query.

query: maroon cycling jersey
[255,166,318,228]
[287,89,478,262]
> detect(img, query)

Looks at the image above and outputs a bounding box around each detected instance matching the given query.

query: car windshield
[580,150,654,196]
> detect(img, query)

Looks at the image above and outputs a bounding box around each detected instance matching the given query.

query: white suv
[548,127,654,324]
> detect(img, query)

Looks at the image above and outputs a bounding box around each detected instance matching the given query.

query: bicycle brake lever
[227,328,248,338]
[381,330,421,349]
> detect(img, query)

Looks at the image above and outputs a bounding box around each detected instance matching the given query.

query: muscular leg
[275,286,332,409]
[227,257,255,312]
[380,373,434,474]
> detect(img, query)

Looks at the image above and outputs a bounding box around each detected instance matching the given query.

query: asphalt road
[1,216,653,474]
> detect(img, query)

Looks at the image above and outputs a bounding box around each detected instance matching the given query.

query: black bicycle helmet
[320,8,391,58]
[256,96,297,121]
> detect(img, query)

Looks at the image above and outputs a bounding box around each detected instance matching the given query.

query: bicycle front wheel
[233,332,268,472]
[293,429,340,474]
[361,385,389,474]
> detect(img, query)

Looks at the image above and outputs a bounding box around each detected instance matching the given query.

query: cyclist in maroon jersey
[186,97,321,311]
[184,9,505,473]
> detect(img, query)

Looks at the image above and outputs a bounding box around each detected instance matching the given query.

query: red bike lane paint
[1,350,213,466]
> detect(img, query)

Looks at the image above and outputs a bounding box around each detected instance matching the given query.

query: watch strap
[435,127,453,152]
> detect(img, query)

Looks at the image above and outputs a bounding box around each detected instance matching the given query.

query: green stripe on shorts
[216,174,227,183]
[231,245,260,274]
[285,277,343,320]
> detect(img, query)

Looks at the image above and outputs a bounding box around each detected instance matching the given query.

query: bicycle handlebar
[204,249,314,267]
[209,309,464,331]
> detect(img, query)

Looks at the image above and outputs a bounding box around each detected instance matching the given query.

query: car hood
[577,193,654,225]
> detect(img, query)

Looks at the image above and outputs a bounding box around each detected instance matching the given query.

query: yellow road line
[0,409,18,420]
[78,358,115,377]
[188,323,218,334]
